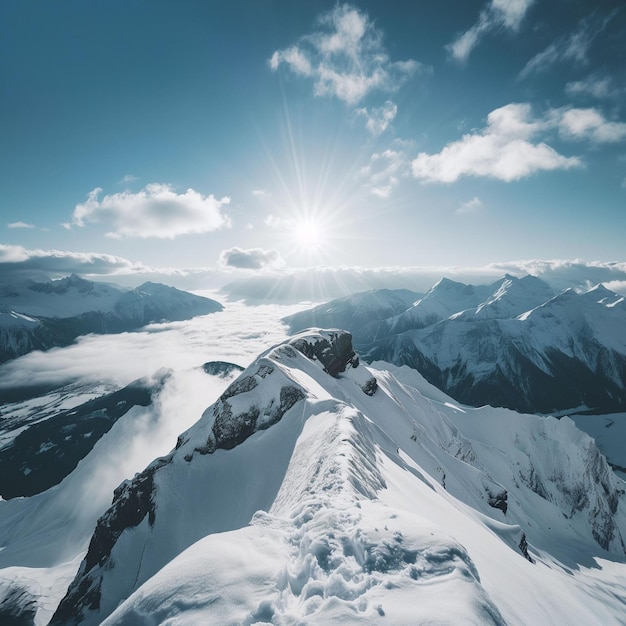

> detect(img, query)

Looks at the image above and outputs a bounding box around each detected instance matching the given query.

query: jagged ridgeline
[0,275,223,362]
[283,276,626,414]
[51,329,626,625]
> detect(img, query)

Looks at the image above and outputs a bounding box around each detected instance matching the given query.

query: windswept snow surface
[54,331,626,625]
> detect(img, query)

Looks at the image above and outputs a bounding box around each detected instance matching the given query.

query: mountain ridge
[284,276,626,414]
[51,329,626,625]
[0,275,223,362]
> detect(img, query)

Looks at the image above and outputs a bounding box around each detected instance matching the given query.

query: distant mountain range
[284,275,626,414]
[0,274,223,362]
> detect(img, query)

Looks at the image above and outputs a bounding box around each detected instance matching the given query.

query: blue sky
[1,0,625,285]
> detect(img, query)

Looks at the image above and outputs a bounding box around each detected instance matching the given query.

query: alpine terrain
[0,274,223,362]
[34,329,626,625]
[284,275,626,414]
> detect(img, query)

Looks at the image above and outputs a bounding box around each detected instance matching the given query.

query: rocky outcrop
[289,329,358,377]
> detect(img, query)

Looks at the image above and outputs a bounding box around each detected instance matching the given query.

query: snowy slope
[52,330,626,625]
[285,276,626,414]
[0,275,223,362]
[0,366,237,626]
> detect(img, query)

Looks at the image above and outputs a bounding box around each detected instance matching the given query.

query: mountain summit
[51,329,626,625]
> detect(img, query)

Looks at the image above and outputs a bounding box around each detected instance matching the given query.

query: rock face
[0,275,223,362]
[284,276,626,414]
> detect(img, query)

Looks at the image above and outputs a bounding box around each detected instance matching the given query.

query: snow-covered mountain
[0,370,171,500]
[284,275,626,414]
[49,330,626,625]
[0,275,223,362]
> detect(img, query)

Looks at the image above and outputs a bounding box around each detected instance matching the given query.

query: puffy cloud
[270,4,423,106]
[7,221,35,229]
[558,108,626,143]
[457,197,483,214]
[520,11,617,78]
[412,103,581,183]
[219,247,285,270]
[0,244,150,279]
[72,184,231,239]
[355,100,397,135]
[448,0,534,63]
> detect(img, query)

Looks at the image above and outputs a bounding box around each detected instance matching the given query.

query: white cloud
[565,75,615,99]
[520,11,616,78]
[0,244,151,279]
[411,103,581,183]
[220,260,626,302]
[72,184,231,239]
[355,100,397,135]
[219,247,285,270]
[252,189,271,199]
[119,174,139,185]
[457,197,483,214]
[0,299,307,389]
[264,214,284,229]
[270,4,423,106]
[360,146,411,197]
[7,221,35,229]
[448,0,534,63]
[558,108,626,143]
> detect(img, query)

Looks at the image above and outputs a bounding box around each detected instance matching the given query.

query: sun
[293,219,323,250]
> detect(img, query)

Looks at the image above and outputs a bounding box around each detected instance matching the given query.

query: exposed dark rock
[212,403,260,450]
[51,455,171,625]
[201,361,245,377]
[488,490,508,515]
[361,377,378,396]
[291,330,357,377]
[220,375,258,401]
[0,584,37,626]
[519,532,534,563]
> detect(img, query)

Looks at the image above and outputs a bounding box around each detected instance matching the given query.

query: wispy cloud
[71,184,231,239]
[252,189,271,199]
[219,247,285,270]
[457,197,483,214]
[119,174,139,185]
[360,145,411,197]
[565,75,616,99]
[520,10,617,79]
[7,221,35,229]
[412,103,581,183]
[270,4,423,106]
[355,100,397,136]
[447,0,534,63]
[557,108,626,143]
[264,214,284,229]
